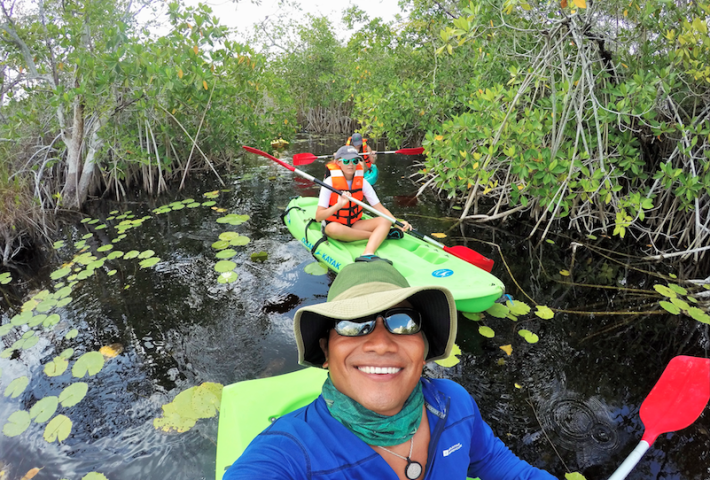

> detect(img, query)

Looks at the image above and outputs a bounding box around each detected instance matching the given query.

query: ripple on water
[540,393,619,468]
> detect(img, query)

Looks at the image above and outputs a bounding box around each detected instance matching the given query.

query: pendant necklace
[376,437,423,480]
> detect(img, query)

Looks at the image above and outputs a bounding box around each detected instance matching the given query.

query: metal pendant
[405,460,423,480]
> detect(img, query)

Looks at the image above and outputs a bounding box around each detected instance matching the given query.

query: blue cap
[351,133,363,146]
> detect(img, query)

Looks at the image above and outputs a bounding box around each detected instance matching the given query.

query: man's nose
[362,317,398,354]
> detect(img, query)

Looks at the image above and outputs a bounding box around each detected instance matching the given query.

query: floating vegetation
[153,382,223,434]
[251,251,268,262]
[655,283,710,324]
[304,262,328,276]
[434,343,461,367]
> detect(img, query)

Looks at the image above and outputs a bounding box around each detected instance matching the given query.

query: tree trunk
[61,97,85,209]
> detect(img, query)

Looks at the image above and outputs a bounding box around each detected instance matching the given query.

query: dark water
[0,134,708,480]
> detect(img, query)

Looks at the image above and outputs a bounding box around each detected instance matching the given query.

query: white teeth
[358,366,401,374]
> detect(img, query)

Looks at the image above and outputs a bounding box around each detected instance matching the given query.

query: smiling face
[320,302,426,416]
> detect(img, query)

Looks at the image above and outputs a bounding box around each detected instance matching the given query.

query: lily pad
[4,376,30,398]
[304,262,328,276]
[51,267,72,280]
[202,201,217,207]
[485,303,509,319]
[53,240,65,249]
[59,348,74,359]
[216,214,250,225]
[124,250,140,260]
[508,300,531,316]
[0,272,11,284]
[518,329,540,344]
[43,414,72,443]
[72,351,105,378]
[667,283,688,296]
[55,286,72,298]
[659,301,680,315]
[139,257,161,269]
[82,472,109,480]
[218,271,239,284]
[435,343,462,368]
[44,357,69,377]
[11,311,33,326]
[28,314,47,327]
[653,284,676,298]
[229,236,250,246]
[55,297,72,308]
[30,396,59,423]
[211,240,229,250]
[138,250,155,259]
[0,323,14,337]
[688,307,710,324]
[478,326,495,338]
[250,251,268,262]
[534,305,555,320]
[3,410,31,437]
[65,329,79,340]
[216,249,237,259]
[97,244,113,252]
[21,335,40,350]
[215,260,237,273]
[218,231,241,242]
[59,382,89,408]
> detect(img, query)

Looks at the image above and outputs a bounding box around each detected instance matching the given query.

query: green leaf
[485,303,509,318]
[65,329,79,340]
[667,283,688,296]
[138,250,155,259]
[5,376,30,398]
[229,236,250,246]
[218,231,240,241]
[0,272,11,284]
[653,284,676,298]
[191,382,223,418]
[215,260,237,273]
[72,351,105,378]
[304,262,329,275]
[435,343,462,367]
[107,251,124,260]
[565,473,588,480]
[51,267,72,280]
[217,271,239,283]
[478,326,495,338]
[687,307,710,324]
[30,396,59,423]
[44,357,69,377]
[670,297,690,311]
[211,240,229,250]
[139,257,161,268]
[59,382,89,408]
[462,312,482,321]
[82,473,109,480]
[124,250,140,259]
[659,301,680,315]
[250,251,268,262]
[97,244,113,252]
[3,410,31,437]
[215,249,237,259]
[518,329,540,343]
[507,300,531,316]
[534,305,554,319]
[43,314,61,328]
[44,414,72,443]
[0,323,13,337]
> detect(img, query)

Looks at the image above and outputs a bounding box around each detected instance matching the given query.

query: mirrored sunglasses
[333,308,422,337]
[339,157,360,165]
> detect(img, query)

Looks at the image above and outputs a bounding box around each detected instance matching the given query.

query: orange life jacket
[346,137,372,169]
[325,162,364,226]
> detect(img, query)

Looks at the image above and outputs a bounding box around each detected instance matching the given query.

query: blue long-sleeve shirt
[224,377,556,480]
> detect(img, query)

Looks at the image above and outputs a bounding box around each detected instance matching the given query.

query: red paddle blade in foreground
[640,355,710,444]
[607,355,710,480]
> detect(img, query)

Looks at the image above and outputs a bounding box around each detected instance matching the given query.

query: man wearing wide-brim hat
[225,260,556,480]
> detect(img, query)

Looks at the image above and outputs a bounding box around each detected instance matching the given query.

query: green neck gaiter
[321,375,424,447]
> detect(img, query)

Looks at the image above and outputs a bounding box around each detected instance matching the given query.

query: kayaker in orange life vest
[346,133,376,173]
[315,146,411,262]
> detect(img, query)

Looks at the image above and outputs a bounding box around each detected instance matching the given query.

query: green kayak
[282,196,505,313]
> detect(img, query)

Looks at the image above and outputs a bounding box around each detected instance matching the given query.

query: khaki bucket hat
[294,260,457,368]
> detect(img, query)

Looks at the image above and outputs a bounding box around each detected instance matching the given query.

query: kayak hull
[364,164,378,185]
[282,196,504,313]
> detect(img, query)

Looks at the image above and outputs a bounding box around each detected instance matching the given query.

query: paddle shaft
[244,146,447,249]
[607,441,650,480]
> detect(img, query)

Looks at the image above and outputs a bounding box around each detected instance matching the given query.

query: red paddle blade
[292,153,318,165]
[444,245,494,272]
[640,355,710,445]
[396,147,424,155]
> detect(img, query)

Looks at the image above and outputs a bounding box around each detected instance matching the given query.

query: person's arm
[365,144,377,164]
[467,397,556,480]
[223,434,307,480]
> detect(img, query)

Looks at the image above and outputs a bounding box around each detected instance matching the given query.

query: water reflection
[0,133,708,480]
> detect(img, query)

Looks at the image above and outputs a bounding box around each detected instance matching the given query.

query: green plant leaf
[139,257,160,268]
[667,283,688,296]
[653,284,676,298]
[217,271,239,284]
[191,382,223,418]
[43,414,72,443]
[59,348,74,359]
[670,297,690,311]
[0,272,12,284]
[462,312,482,321]
[65,329,79,340]
[304,262,328,275]
[44,357,69,377]
[3,410,31,437]
[250,251,268,262]
[230,236,250,246]
[687,307,710,324]
[535,305,554,319]
[82,473,109,480]
[478,326,495,338]
[211,240,229,250]
[565,473,587,480]
[59,382,89,408]
[507,300,531,316]
[107,251,124,260]
[518,329,540,343]
[5,376,30,398]
[43,314,61,328]
[215,260,237,273]
[72,351,105,378]
[30,396,59,423]
[659,301,680,315]
[215,249,237,259]
[51,267,72,280]
[97,244,113,252]
[435,343,462,367]
[138,250,155,259]
[124,250,140,259]
[218,231,240,241]
[485,303,509,318]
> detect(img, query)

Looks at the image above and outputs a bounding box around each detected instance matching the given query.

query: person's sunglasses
[339,157,360,165]
[333,308,421,337]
